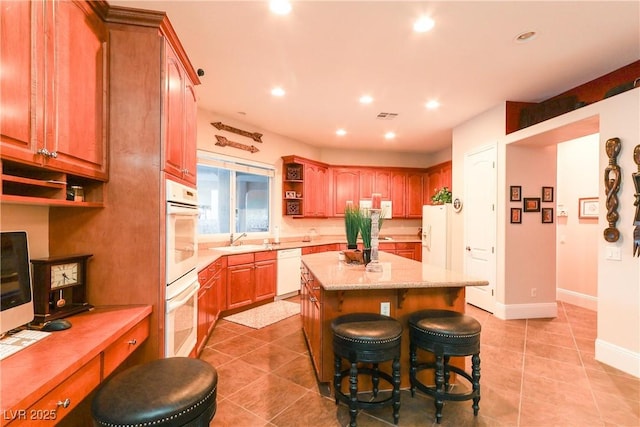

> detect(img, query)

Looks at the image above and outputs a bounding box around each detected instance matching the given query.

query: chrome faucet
[230,232,248,246]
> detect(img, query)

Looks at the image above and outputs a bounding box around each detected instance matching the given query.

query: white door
[464,144,497,312]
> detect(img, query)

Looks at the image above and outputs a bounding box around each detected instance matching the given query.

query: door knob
[466,246,471,251]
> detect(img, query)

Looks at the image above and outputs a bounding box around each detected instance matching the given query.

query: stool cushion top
[92,357,218,427]
[409,309,481,338]
[332,313,402,342]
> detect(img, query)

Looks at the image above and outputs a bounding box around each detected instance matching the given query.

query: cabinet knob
[127,339,137,345]
[309,296,317,303]
[49,150,58,158]
[57,398,71,409]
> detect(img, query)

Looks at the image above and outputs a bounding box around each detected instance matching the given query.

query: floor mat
[222,300,300,329]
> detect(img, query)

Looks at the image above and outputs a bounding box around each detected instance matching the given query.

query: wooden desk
[1,305,152,426]
[300,252,488,388]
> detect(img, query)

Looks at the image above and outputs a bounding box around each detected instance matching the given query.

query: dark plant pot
[363,248,371,265]
[347,244,358,250]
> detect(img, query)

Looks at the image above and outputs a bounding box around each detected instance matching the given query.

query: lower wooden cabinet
[226,251,276,311]
[196,257,226,355]
[300,264,322,374]
[379,242,422,261]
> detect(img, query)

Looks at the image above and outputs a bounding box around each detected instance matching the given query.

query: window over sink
[197,152,274,240]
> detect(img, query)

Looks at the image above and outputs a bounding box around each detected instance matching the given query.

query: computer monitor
[0,231,34,335]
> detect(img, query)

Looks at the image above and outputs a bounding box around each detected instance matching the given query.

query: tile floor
[199,300,640,426]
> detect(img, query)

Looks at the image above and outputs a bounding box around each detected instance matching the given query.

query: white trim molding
[595,338,640,378]
[556,288,598,311]
[493,302,558,320]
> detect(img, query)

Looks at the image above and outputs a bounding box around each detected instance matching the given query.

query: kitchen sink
[211,244,268,252]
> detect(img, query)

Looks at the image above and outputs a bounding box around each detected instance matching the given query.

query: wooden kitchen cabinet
[0,0,108,181]
[406,171,424,217]
[226,251,276,310]
[282,156,329,217]
[163,40,198,186]
[390,171,406,217]
[379,242,422,261]
[300,263,322,374]
[332,168,360,216]
[424,161,452,203]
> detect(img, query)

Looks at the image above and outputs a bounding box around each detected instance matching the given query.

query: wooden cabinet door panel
[163,42,186,181]
[254,260,276,302]
[391,172,406,217]
[406,172,424,217]
[303,163,328,217]
[227,264,254,309]
[0,1,39,163]
[183,82,198,185]
[375,170,392,199]
[44,1,107,179]
[333,168,359,216]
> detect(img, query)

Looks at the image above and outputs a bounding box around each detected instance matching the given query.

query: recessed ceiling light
[359,95,373,104]
[425,100,440,110]
[413,16,435,33]
[384,132,396,140]
[336,129,347,136]
[271,87,285,97]
[269,0,291,15]
[515,31,537,43]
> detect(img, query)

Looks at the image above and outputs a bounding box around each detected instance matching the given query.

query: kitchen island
[300,251,488,390]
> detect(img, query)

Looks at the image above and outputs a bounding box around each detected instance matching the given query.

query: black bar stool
[332,312,402,427]
[408,309,481,424]
[92,357,218,427]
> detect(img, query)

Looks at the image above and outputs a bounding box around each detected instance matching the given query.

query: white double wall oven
[165,179,199,358]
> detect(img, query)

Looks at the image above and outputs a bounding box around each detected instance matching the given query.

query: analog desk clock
[30,254,93,324]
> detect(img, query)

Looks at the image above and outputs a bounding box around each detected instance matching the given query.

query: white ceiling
[109,1,639,154]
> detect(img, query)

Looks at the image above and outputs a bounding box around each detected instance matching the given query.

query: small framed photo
[542,208,554,223]
[510,186,522,202]
[510,208,522,224]
[523,197,541,212]
[285,191,297,198]
[542,186,554,202]
[579,197,599,218]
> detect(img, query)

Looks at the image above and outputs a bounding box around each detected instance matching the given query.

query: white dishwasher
[276,248,302,299]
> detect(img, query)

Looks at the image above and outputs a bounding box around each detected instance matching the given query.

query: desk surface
[0,305,151,419]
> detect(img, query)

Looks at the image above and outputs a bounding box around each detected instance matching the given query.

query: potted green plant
[432,187,452,205]
[360,209,385,264]
[344,204,362,250]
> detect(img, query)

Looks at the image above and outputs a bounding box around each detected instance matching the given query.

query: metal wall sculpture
[603,137,622,242]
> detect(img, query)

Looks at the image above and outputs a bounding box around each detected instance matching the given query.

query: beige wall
[556,135,599,309]
[197,109,442,242]
[452,89,640,377]
[504,144,557,305]
[0,205,49,258]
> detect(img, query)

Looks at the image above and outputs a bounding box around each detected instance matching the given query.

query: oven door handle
[167,203,198,216]
[166,283,199,312]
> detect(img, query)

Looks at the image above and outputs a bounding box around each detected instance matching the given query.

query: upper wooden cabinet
[282,156,329,217]
[0,0,108,180]
[163,40,198,186]
[424,161,452,204]
[283,157,451,218]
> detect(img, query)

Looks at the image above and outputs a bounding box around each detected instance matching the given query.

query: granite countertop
[301,251,489,291]
[197,236,422,271]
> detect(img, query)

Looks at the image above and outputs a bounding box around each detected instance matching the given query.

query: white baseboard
[493,301,558,320]
[556,288,597,311]
[595,338,640,378]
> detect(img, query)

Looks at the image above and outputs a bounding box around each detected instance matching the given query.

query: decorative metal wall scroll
[633,145,640,256]
[214,135,259,153]
[603,137,621,242]
[211,122,263,143]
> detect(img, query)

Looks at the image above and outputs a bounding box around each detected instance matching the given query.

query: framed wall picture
[510,185,522,202]
[542,186,554,202]
[510,207,522,224]
[523,197,541,212]
[579,197,599,218]
[542,208,554,223]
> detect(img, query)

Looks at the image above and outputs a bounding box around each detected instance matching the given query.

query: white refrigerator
[421,204,452,268]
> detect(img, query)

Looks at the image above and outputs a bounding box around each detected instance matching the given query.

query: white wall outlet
[380,302,391,316]
[531,288,537,297]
